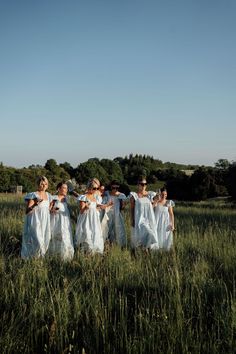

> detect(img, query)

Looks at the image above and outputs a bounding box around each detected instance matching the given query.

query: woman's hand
[26,198,43,214]
[167,224,175,232]
[80,201,90,213]
[50,207,60,214]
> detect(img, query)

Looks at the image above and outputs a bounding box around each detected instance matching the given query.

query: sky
[0,0,235,168]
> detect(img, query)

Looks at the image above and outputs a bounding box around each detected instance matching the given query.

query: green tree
[59,162,75,178]
[0,170,11,192]
[100,159,124,183]
[45,159,59,173]
[189,167,217,200]
[227,162,236,200]
[75,160,108,184]
[214,159,230,170]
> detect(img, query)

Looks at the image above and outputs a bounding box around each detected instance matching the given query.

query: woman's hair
[56,181,67,190]
[86,178,99,190]
[91,178,100,187]
[160,187,167,193]
[110,180,120,186]
[137,175,147,183]
[36,175,48,186]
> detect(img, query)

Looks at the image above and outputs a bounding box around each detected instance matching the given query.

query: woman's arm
[49,199,60,213]
[168,206,175,231]
[120,199,126,211]
[79,200,89,214]
[130,196,135,227]
[25,198,42,214]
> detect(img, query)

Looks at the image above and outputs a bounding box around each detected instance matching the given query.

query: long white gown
[130,192,159,250]
[154,200,175,250]
[21,192,52,259]
[75,195,104,254]
[102,192,127,247]
[48,196,74,260]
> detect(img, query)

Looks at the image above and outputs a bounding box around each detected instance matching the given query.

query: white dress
[102,192,127,247]
[130,192,159,250]
[21,192,52,259]
[75,195,104,254]
[154,200,175,250]
[48,196,74,260]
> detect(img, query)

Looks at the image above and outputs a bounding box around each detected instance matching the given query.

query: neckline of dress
[159,199,167,206]
[137,192,148,198]
[36,191,48,201]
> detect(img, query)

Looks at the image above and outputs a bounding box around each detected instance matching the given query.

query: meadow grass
[0,195,235,353]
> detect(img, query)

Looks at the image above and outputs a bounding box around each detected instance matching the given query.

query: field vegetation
[0,195,236,353]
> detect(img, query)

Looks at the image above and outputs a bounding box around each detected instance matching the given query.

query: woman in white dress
[75,179,104,254]
[49,182,74,260]
[102,180,127,247]
[153,188,175,250]
[21,176,52,259]
[129,176,159,250]
[90,178,102,203]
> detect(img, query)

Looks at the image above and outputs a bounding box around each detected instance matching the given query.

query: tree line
[0,155,235,201]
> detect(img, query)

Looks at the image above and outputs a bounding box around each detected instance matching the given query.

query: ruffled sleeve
[95,195,103,204]
[51,195,58,200]
[128,192,138,200]
[118,193,127,200]
[166,200,175,207]
[102,193,109,204]
[77,194,88,203]
[24,192,38,201]
[148,191,156,201]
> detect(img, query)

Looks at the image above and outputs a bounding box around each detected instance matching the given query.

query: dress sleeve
[148,191,156,201]
[129,192,137,200]
[95,195,103,204]
[77,194,88,202]
[24,192,37,201]
[102,194,109,204]
[167,200,175,207]
[118,193,127,200]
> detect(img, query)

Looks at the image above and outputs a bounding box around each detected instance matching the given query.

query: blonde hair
[91,177,100,187]
[36,175,48,186]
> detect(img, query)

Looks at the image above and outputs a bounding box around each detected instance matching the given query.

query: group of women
[21,175,175,260]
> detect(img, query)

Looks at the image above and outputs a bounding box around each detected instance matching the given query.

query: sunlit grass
[0,195,235,353]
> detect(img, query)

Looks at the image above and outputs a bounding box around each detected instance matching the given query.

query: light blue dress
[154,200,175,250]
[130,191,159,250]
[75,195,104,254]
[48,196,74,260]
[21,192,52,259]
[102,192,127,247]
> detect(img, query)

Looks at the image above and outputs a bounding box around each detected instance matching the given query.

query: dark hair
[110,180,120,186]
[160,187,167,193]
[137,175,147,183]
[56,181,67,190]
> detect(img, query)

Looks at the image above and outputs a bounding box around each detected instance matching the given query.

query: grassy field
[0,195,236,353]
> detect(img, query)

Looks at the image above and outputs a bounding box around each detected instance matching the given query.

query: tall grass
[0,195,235,353]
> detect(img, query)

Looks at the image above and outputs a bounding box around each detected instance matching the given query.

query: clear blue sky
[0,0,235,168]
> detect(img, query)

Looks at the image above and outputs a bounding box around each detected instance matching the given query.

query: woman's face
[111,184,119,194]
[138,179,147,191]
[88,182,100,194]
[161,191,167,199]
[38,179,48,191]
[58,184,68,196]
